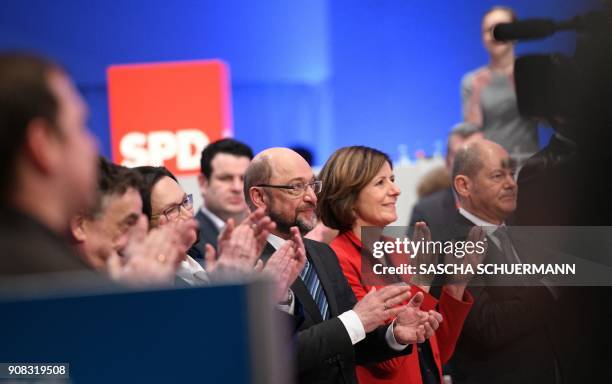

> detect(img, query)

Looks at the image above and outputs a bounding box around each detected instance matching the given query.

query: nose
[389,181,401,197]
[114,232,130,254]
[504,173,517,189]
[231,177,242,192]
[303,186,317,204]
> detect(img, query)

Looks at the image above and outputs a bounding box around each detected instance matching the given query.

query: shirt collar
[267,233,286,250]
[458,207,504,236]
[200,205,225,231]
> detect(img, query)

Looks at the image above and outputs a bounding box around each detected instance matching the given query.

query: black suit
[190,209,221,260]
[441,211,558,384]
[0,206,91,277]
[261,238,411,384]
[409,187,456,229]
[0,205,112,298]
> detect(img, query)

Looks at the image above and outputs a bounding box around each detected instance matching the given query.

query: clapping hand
[409,221,436,289]
[353,285,413,333]
[207,207,276,273]
[107,215,183,287]
[263,226,307,302]
[392,292,443,344]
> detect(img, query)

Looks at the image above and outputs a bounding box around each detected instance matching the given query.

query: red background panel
[108,60,232,176]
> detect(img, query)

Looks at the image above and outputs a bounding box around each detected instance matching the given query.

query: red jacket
[330,231,473,384]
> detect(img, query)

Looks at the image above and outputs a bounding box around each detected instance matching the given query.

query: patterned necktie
[300,258,330,320]
[493,226,521,264]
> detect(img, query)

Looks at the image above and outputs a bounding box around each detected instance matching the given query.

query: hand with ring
[353,285,413,333]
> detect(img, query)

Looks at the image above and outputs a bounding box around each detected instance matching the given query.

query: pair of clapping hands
[204,208,306,302]
[354,284,443,345]
[407,222,487,289]
[106,208,305,301]
[106,214,198,286]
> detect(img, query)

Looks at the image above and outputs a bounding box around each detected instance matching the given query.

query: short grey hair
[243,155,273,210]
[452,142,483,188]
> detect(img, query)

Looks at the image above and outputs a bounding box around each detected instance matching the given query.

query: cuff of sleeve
[338,310,366,345]
[385,320,410,351]
[276,290,295,315]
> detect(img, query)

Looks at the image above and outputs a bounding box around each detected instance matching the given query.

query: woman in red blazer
[317,146,473,384]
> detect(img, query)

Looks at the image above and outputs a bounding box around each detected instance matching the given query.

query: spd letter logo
[108,60,232,176]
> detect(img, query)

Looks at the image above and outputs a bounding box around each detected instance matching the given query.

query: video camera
[492,10,608,125]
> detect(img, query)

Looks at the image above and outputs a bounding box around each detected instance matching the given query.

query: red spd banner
[107,60,232,176]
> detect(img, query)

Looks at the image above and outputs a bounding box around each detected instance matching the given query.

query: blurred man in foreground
[0,53,98,278]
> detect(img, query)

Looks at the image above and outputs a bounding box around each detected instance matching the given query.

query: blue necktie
[300,258,330,320]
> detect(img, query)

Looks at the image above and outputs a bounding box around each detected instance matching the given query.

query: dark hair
[133,166,177,220]
[200,138,253,179]
[317,146,392,232]
[483,6,518,24]
[243,155,272,211]
[0,53,63,199]
[90,157,143,217]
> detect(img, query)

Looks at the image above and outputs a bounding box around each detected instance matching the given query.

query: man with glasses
[244,147,443,384]
[135,165,303,294]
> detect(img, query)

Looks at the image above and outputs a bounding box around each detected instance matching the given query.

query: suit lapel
[261,242,323,323]
[196,210,220,247]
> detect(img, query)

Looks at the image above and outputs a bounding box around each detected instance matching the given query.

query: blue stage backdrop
[0,0,593,166]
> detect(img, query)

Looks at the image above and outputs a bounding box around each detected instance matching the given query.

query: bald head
[446,123,484,169]
[244,147,317,237]
[244,148,310,210]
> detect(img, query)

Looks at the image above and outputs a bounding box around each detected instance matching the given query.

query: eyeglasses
[256,180,322,196]
[154,194,194,221]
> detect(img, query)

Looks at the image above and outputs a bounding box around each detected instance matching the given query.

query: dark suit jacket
[409,188,456,230]
[441,211,558,384]
[0,206,91,277]
[0,205,113,298]
[189,209,221,260]
[261,238,412,384]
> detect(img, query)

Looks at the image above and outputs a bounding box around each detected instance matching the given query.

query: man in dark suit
[244,147,444,384]
[409,122,482,229]
[0,53,99,279]
[444,139,558,384]
[191,138,254,260]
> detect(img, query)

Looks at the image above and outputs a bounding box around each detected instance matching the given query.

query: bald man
[409,122,483,230]
[244,147,443,384]
[443,139,558,384]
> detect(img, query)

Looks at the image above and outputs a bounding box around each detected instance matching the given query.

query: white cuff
[338,310,366,345]
[385,320,409,351]
[276,290,295,315]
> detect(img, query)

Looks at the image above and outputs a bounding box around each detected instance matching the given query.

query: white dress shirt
[176,254,208,285]
[458,207,521,262]
[200,205,226,232]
